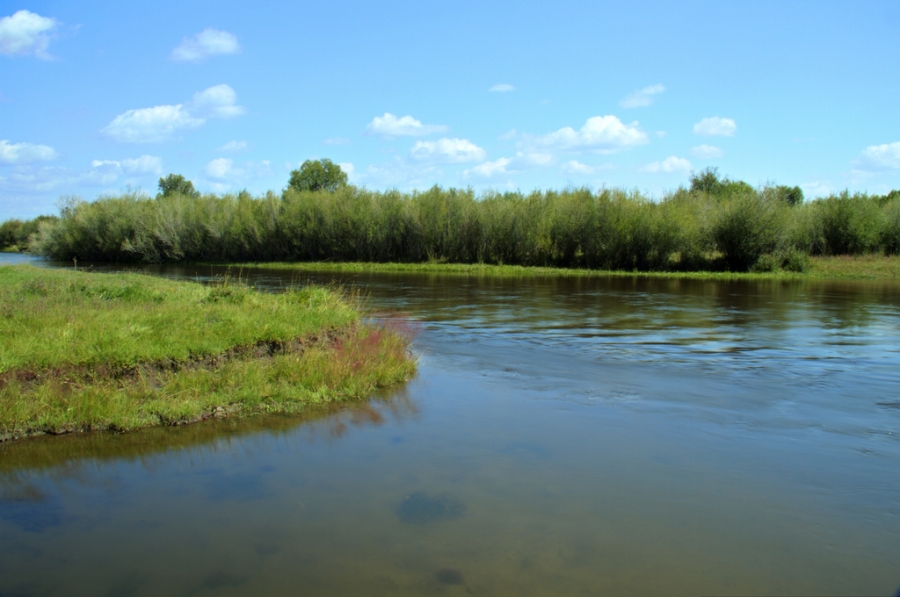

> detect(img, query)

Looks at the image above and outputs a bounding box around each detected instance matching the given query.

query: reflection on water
[1,258,899,595]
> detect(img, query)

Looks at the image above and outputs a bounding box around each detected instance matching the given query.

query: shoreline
[228,254,900,282]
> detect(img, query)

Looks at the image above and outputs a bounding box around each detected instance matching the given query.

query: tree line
[5,162,900,272]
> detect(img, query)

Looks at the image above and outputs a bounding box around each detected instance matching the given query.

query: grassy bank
[0,265,415,441]
[238,254,900,281]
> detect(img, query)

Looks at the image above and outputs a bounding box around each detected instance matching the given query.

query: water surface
[1,258,899,595]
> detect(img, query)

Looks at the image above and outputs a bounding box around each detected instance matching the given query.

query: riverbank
[235,254,900,281]
[0,265,415,441]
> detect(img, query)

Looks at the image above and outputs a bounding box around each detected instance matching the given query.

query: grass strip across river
[0,265,415,441]
[234,254,900,281]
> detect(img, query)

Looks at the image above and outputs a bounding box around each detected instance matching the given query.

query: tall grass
[25,185,900,272]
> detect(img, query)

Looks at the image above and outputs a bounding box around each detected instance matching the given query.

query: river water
[1,257,899,596]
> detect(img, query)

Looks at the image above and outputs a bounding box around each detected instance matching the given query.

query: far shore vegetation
[238,255,900,281]
[0,265,415,442]
[1,164,898,279]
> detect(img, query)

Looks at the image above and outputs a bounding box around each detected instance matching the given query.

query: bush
[815,192,883,255]
[713,192,786,271]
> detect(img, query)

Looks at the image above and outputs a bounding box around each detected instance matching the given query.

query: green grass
[805,254,900,280]
[233,255,900,281]
[0,265,415,440]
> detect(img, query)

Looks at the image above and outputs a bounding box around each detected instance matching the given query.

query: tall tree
[158,174,199,198]
[287,159,348,193]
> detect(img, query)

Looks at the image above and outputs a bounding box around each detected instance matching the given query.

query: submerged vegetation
[4,167,900,274]
[0,265,415,441]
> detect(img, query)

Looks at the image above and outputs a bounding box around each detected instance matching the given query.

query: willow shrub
[29,185,900,272]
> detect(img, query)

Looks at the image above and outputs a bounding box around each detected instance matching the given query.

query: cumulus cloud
[218,140,247,152]
[206,158,233,178]
[642,156,692,174]
[619,84,665,108]
[90,155,163,177]
[467,157,512,178]
[410,138,485,163]
[0,10,57,59]
[561,160,597,175]
[691,144,724,159]
[465,152,553,179]
[338,162,354,177]
[0,140,58,164]
[102,85,245,143]
[854,142,900,171]
[171,28,240,62]
[188,84,245,119]
[693,117,736,137]
[489,83,514,92]
[2,157,162,196]
[364,113,448,137]
[522,115,648,154]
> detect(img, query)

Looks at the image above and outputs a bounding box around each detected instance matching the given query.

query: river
[1,256,899,596]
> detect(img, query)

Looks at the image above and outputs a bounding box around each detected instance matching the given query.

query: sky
[1,0,899,219]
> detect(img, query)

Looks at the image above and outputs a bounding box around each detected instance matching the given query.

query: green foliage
[287,159,348,193]
[27,183,900,273]
[777,185,804,206]
[0,266,414,436]
[713,191,787,271]
[689,167,724,195]
[157,173,199,198]
[815,192,883,255]
[0,215,59,251]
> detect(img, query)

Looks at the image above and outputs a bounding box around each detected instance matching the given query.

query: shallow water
[2,258,899,596]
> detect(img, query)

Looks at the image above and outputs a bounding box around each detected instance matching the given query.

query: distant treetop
[158,174,200,198]
[287,159,348,193]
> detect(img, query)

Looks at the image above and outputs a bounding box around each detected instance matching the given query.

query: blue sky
[2,0,899,219]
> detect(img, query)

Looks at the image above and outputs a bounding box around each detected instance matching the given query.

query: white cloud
[498,129,517,141]
[642,156,692,174]
[465,152,554,179]
[90,155,162,178]
[691,144,724,159]
[187,84,245,119]
[2,157,163,196]
[338,162,354,177]
[218,140,247,152]
[171,28,240,63]
[121,155,163,175]
[489,83,515,92]
[468,157,512,178]
[561,160,596,175]
[854,142,900,171]
[0,10,57,59]
[693,117,737,137]
[102,105,202,143]
[102,85,244,143]
[324,137,351,145]
[364,113,448,137]
[619,84,665,108]
[0,140,58,164]
[410,138,485,163]
[206,158,233,178]
[523,115,648,154]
